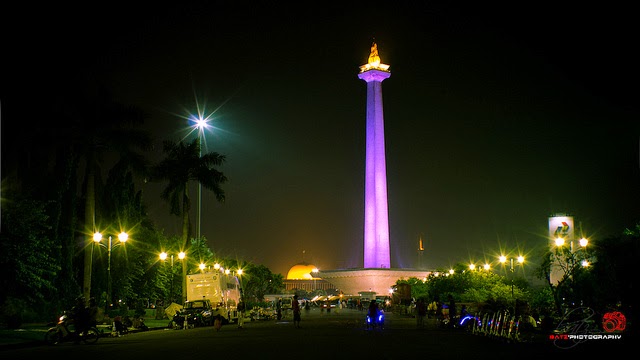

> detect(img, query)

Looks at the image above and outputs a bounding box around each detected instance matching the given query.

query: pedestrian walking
[214,314,223,331]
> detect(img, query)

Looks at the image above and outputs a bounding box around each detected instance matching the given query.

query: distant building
[283,262,335,292]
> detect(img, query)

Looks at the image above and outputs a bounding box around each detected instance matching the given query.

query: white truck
[185,272,242,324]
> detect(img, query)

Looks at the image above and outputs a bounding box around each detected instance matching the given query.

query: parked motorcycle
[44,312,100,345]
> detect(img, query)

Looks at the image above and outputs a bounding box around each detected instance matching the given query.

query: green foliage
[528,285,555,316]
[535,226,637,318]
[397,265,534,313]
[242,264,284,301]
[186,237,217,271]
[399,277,429,300]
[0,194,60,326]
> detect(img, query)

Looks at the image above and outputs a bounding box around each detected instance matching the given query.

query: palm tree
[152,138,227,248]
[59,83,152,303]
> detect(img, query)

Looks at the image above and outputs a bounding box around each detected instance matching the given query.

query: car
[173,300,214,328]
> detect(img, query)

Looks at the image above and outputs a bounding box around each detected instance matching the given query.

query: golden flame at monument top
[360,42,390,72]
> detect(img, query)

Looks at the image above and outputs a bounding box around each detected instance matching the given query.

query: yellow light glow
[359,42,390,72]
[579,238,588,247]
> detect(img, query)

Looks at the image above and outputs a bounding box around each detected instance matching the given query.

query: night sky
[2,2,639,277]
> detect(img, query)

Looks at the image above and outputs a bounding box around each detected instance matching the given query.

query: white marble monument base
[319,268,431,296]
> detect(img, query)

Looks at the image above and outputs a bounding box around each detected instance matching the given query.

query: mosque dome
[286,263,319,280]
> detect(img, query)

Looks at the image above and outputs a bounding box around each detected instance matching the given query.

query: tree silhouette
[152,137,227,248]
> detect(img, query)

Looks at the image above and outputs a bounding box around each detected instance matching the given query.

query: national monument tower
[319,43,430,296]
[358,42,391,269]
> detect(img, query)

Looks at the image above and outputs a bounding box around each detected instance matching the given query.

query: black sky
[2,2,639,276]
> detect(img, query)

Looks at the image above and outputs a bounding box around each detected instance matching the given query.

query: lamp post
[499,255,524,298]
[236,268,244,297]
[159,251,186,303]
[193,117,210,242]
[554,236,589,268]
[93,231,128,311]
[159,252,176,303]
[178,251,187,303]
[555,236,589,307]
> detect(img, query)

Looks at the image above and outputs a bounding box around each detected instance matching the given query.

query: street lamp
[192,116,211,242]
[555,236,589,267]
[499,255,525,298]
[236,268,244,296]
[159,252,179,304]
[178,251,187,303]
[93,231,128,311]
[159,251,187,303]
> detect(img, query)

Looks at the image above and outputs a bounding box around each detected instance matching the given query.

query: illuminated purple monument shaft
[317,43,430,295]
[358,42,391,269]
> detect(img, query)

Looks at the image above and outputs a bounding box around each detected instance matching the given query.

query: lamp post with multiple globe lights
[93,231,128,310]
[499,255,525,298]
[159,251,187,303]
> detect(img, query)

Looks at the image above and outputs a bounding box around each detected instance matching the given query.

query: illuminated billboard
[548,214,574,241]
[548,214,574,285]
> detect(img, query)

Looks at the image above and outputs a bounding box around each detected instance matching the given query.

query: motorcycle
[44,312,100,345]
[457,313,481,330]
[366,309,385,329]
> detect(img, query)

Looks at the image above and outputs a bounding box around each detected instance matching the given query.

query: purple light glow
[358,69,391,269]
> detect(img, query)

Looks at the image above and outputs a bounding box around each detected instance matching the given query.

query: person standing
[276,298,282,320]
[435,299,444,328]
[416,298,427,328]
[292,295,301,328]
[87,297,98,328]
[447,295,457,328]
[237,298,245,329]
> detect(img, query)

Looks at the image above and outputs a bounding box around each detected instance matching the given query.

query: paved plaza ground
[1,307,629,359]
